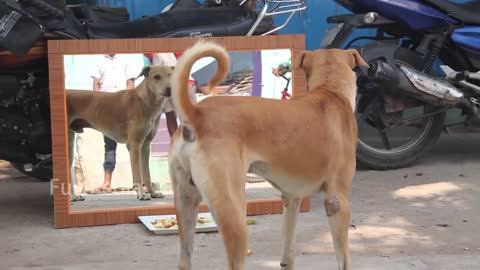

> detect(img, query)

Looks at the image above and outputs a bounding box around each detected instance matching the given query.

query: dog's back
[170,42,358,196]
[190,90,357,195]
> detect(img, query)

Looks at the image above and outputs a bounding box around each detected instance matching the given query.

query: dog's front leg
[140,136,164,198]
[169,159,202,270]
[128,142,150,200]
[280,195,301,270]
[197,164,248,270]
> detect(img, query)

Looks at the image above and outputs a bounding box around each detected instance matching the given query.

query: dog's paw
[137,193,152,201]
[150,192,165,199]
[70,195,85,202]
[280,261,295,270]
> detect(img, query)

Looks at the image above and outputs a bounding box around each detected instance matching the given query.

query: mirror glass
[64,49,293,211]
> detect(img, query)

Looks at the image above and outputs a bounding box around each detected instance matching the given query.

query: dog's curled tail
[171,40,229,128]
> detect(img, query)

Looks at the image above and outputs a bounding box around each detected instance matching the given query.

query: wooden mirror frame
[48,34,310,228]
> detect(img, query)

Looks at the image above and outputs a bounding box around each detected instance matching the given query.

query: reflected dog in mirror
[66,65,173,201]
[169,41,367,270]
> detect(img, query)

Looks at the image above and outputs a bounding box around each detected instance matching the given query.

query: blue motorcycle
[322,0,480,170]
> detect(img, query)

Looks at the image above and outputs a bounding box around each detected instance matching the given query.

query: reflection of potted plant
[272,60,291,99]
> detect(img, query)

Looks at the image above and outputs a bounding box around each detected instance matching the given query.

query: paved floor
[1,132,480,269]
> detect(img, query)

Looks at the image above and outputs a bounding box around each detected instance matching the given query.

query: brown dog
[168,40,368,270]
[67,66,173,201]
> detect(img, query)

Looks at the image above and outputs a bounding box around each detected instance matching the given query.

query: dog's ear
[292,50,308,71]
[348,49,369,67]
[137,66,151,79]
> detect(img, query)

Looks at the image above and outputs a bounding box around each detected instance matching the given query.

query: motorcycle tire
[356,105,446,171]
[354,40,446,170]
[10,162,52,181]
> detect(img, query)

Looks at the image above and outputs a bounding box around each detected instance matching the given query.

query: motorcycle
[0,0,307,180]
[321,0,480,170]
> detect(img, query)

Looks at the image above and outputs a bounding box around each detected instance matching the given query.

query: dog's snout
[164,87,171,97]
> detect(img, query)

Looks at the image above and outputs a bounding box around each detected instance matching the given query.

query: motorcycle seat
[86,7,258,39]
[66,4,130,23]
[424,0,480,25]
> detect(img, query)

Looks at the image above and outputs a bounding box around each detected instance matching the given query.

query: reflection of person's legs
[162,96,177,137]
[165,85,197,137]
[165,111,178,137]
[101,135,117,191]
[188,84,197,103]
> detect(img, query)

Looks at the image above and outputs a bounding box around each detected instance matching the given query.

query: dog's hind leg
[325,190,351,270]
[280,195,301,270]
[193,161,248,270]
[170,158,202,270]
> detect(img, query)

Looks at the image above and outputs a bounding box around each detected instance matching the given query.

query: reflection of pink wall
[151,117,170,155]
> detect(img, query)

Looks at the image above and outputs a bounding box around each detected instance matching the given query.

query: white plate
[139,212,218,235]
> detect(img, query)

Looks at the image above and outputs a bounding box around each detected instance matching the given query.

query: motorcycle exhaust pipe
[366,59,466,107]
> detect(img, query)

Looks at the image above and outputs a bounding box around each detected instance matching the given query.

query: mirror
[49,35,309,228]
[65,49,295,212]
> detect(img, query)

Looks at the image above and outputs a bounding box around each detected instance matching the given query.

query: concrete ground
[1,132,480,269]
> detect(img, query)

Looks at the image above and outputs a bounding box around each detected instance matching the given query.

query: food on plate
[197,217,211,224]
[151,216,213,229]
[151,217,177,229]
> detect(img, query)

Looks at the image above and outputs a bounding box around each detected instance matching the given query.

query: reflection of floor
[71,182,280,211]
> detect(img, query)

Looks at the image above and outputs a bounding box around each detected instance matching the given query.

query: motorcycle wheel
[10,162,53,181]
[353,40,446,170]
[355,94,445,170]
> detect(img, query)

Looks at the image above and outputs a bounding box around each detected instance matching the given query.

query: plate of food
[138,212,218,235]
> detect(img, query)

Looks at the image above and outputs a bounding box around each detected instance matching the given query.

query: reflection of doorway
[191,51,253,85]
[191,51,263,97]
